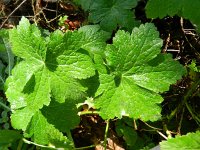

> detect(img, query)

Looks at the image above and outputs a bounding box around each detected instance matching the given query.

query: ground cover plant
[0,0,200,149]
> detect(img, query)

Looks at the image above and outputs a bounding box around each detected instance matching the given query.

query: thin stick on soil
[0,0,28,29]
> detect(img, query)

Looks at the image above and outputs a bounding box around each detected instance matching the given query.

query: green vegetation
[0,0,200,149]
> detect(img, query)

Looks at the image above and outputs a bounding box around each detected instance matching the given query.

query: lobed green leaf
[94,23,186,121]
[25,111,74,149]
[6,17,108,146]
[146,0,200,31]
[79,0,140,32]
[160,131,200,150]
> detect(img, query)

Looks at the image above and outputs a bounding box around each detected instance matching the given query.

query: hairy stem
[78,110,99,116]
[104,119,110,150]
[23,138,55,149]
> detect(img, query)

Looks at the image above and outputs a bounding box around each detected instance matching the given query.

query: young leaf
[80,0,140,32]
[189,60,200,73]
[160,131,200,150]
[146,0,200,31]
[94,23,186,121]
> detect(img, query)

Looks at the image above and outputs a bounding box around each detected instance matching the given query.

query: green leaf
[74,0,93,10]
[42,98,81,132]
[0,130,22,145]
[189,60,200,73]
[78,25,111,56]
[25,111,74,148]
[94,23,186,121]
[5,17,107,146]
[116,119,137,147]
[76,97,95,110]
[10,68,51,130]
[81,0,140,32]
[146,0,200,31]
[160,131,200,150]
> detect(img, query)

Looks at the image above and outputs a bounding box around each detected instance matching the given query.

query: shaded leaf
[0,130,22,145]
[146,0,200,31]
[25,111,74,148]
[80,0,140,31]
[42,98,81,132]
[116,119,137,147]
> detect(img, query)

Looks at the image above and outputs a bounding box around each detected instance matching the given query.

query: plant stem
[24,138,98,150]
[0,77,5,84]
[183,79,200,104]
[168,78,200,120]
[177,107,185,134]
[75,145,96,150]
[17,139,24,150]
[0,101,11,111]
[78,110,99,116]
[185,101,200,126]
[22,138,56,149]
[104,119,110,150]
[66,130,74,146]
[3,38,12,76]
[156,131,168,140]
